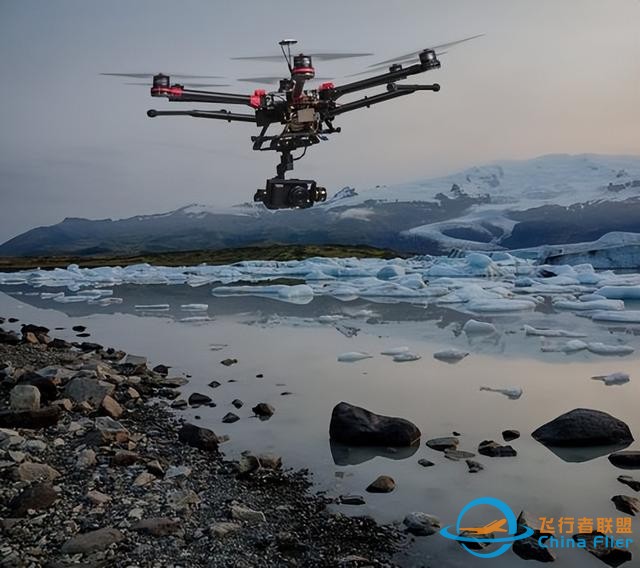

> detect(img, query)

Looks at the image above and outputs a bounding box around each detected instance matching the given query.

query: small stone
[61,527,123,554]
[230,504,265,524]
[178,424,220,452]
[612,495,640,516]
[10,482,57,516]
[76,448,97,468]
[65,377,114,406]
[111,450,139,467]
[232,399,244,409]
[258,453,282,470]
[466,459,484,473]
[133,472,156,487]
[72,325,86,332]
[502,429,520,442]
[609,451,640,469]
[366,475,395,493]
[252,402,275,419]
[426,437,459,451]
[165,465,191,479]
[101,395,123,419]
[221,358,238,366]
[13,462,61,482]
[208,380,222,388]
[618,475,640,492]
[127,387,140,400]
[133,517,182,537]
[210,521,242,538]
[236,455,260,476]
[10,385,41,411]
[94,416,129,443]
[339,495,366,505]
[222,412,240,424]
[403,512,441,536]
[51,398,73,412]
[146,460,165,477]
[86,490,111,506]
[478,440,517,457]
[152,364,170,376]
[444,449,476,461]
[167,489,201,511]
[128,507,144,520]
[418,459,435,467]
[171,399,188,409]
[188,392,212,406]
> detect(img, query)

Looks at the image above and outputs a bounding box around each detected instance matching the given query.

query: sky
[0,0,639,242]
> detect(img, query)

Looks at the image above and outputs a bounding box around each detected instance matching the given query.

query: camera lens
[288,185,312,208]
[253,189,266,203]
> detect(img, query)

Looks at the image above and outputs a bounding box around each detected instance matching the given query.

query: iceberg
[463,319,497,336]
[591,310,640,323]
[337,352,373,362]
[392,352,421,362]
[586,342,634,356]
[596,286,640,300]
[523,325,587,338]
[553,299,625,311]
[433,349,469,363]
[591,372,630,386]
[480,386,523,400]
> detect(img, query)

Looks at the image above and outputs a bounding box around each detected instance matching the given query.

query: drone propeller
[124,82,230,88]
[100,72,225,79]
[237,76,333,85]
[231,52,373,62]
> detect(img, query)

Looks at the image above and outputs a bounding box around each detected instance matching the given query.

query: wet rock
[611,495,640,516]
[221,358,238,366]
[178,423,220,452]
[208,380,222,388]
[152,364,170,376]
[340,495,366,505]
[12,462,61,482]
[573,531,632,566]
[329,402,421,447]
[222,412,240,424]
[101,395,123,419]
[65,376,114,406]
[417,459,435,467]
[532,409,633,447]
[617,475,640,492]
[188,392,212,406]
[426,437,459,451]
[76,448,97,468]
[171,399,188,409]
[403,512,441,536]
[0,407,60,429]
[444,449,475,461]
[466,460,484,473]
[9,482,57,516]
[61,527,124,554]
[9,385,40,411]
[133,517,182,537]
[232,399,244,409]
[72,325,86,332]
[366,475,395,493]
[609,451,640,469]
[258,453,282,470]
[210,521,242,538]
[502,429,521,442]
[252,402,275,419]
[230,504,266,524]
[478,440,517,457]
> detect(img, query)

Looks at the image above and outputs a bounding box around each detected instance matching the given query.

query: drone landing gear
[253,151,327,210]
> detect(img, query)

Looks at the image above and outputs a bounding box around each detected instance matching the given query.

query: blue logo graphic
[439,497,535,559]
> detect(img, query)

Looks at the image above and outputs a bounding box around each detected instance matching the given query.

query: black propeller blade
[231,52,373,62]
[100,73,225,79]
[237,76,333,85]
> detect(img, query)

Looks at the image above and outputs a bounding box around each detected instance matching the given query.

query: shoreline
[0,319,402,567]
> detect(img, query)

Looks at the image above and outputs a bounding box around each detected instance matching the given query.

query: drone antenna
[278,39,297,72]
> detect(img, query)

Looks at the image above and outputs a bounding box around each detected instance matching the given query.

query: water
[1,283,639,567]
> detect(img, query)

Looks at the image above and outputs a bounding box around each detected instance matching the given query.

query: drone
[103,35,481,210]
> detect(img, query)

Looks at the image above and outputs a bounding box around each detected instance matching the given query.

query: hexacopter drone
[103,35,481,209]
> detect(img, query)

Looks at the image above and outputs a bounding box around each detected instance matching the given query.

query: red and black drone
[103,35,481,209]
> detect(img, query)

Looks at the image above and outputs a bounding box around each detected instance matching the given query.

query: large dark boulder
[178,423,220,452]
[609,451,640,469]
[532,409,633,447]
[0,407,60,429]
[329,402,421,447]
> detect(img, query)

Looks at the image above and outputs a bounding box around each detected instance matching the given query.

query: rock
[94,417,129,444]
[609,451,640,469]
[178,423,220,452]
[167,488,201,510]
[258,453,282,470]
[208,380,222,388]
[171,399,188,409]
[618,475,640,492]
[366,475,395,493]
[573,531,632,566]
[221,358,238,366]
[133,472,156,486]
[339,495,366,505]
[133,517,182,537]
[76,448,97,468]
[51,398,73,412]
[152,364,170,376]
[86,490,111,506]
[329,402,421,447]
[502,429,521,442]
[24,439,47,453]
[9,482,57,516]
[188,392,212,406]
[72,325,86,332]
[0,329,20,345]
[0,407,60,429]
[222,412,240,424]
[466,459,484,473]
[9,385,41,411]
[230,504,266,524]
[444,449,476,461]
[252,402,275,419]
[101,395,123,419]
[612,495,640,516]
[403,512,441,536]
[236,455,260,476]
[127,387,140,400]
[24,331,40,344]
[232,399,244,409]
[478,440,517,457]
[61,527,124,554]
[532,408,633,447]
[65,376,114,406]
[146,460,165,477]
[111,450,139,467]
[165,465,191,479]
[426,437,459,451]
[513,534,556,562]
[210,521,242,538]
[13,462,61,482]
[418,459,435,467]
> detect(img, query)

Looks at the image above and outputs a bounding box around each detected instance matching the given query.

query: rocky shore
[0,320,401,567]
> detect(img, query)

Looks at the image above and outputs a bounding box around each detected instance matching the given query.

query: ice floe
[480,386,523,400]
[523,325,587,338]
[585,342,634,356]
[433,349,469,363]
[380,346,410,356]
[392,352,421,362]
[540,340,589,353]
[337,352,373,363]
[463,320,497,336]
[590,310,640,323]
[591,372,630,386]
[134,304,170,311]
[180,304,209,311]
[596,286,640,300]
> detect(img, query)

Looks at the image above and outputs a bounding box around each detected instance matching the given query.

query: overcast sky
[1,0,639,242]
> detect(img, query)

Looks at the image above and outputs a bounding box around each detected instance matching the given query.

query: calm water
[1,283,639,567]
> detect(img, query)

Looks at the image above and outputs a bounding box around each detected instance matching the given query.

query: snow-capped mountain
[2,154,640,257]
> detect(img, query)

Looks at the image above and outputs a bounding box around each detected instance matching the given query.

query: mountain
[2,154,640,258]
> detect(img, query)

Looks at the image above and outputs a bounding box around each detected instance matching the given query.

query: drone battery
[295,108,316,124]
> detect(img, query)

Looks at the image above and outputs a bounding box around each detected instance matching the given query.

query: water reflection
[329,439,419,466]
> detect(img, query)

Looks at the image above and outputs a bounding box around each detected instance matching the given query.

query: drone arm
[327,84,439,117]
[147,109,256,122]
[152,86,254,107]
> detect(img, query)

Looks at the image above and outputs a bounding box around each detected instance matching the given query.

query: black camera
[254,178,327,210]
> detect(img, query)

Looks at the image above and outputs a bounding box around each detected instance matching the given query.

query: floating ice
[541,339,589,353]
[591,372,630,386]
[586,342,634,356]
[180,304,209,311]
[480,386,523,400]
[380,346,410,356]
[392,352,421,362]
[463,319,497,336]
[467,299,537,313]
[134,304,170,310]
[523,325,587,338]
[179,316,211,322]
[591,310,640,323]
[596,286,640,300]
[433,349,469,363]
[337,352,373,362]
[212,284,314,305]
[318,315,345,323]
[376,265,405,280]
[553,299,625,311]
